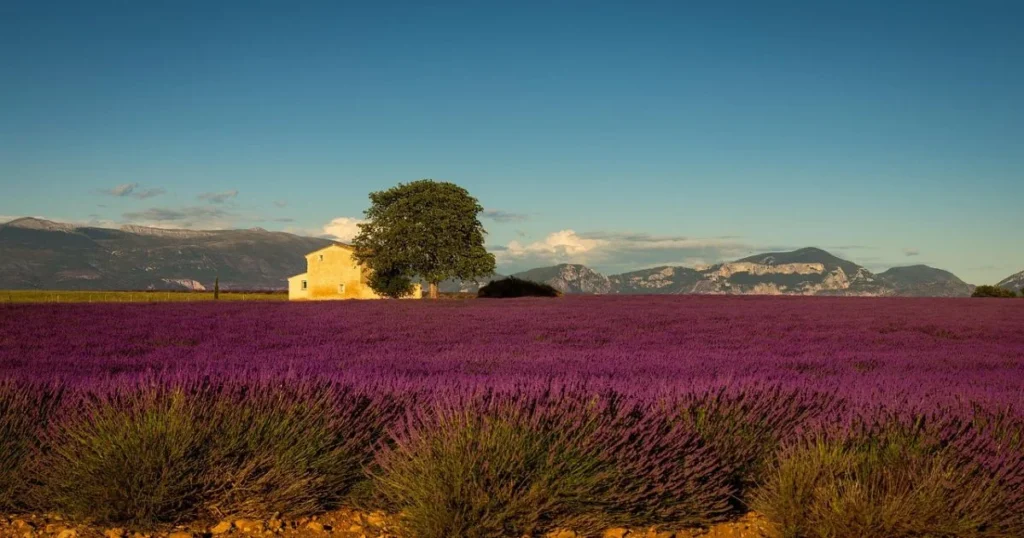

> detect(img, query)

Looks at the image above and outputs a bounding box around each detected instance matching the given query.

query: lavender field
[3,296,1022,407]
[2,296,1024,537]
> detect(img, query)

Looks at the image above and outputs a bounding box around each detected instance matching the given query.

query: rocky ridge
[512,264,613,294]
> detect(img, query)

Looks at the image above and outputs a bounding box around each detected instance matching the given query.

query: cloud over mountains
[121,206,235,229]
[320,217,364,242]
[496,229,757,274]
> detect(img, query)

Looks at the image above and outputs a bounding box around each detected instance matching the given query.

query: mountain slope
[0,218,332,290]
[609,266,704,294]
[997,270,1024,293]
[708,247,886,296]
[877,265,974,297]
[737,247,863,276]
[512,264,612,294]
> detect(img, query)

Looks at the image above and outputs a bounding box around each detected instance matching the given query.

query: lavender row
[1,379,1022,536]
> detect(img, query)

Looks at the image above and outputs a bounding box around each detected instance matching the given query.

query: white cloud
[97,183,166,199]
[321,217,365,242]
[134,188,166,200]
[496,229,755,273]
[0,216,20,224]
[109,183,137,196]
[197,190,239,204]
[506,229,607,259]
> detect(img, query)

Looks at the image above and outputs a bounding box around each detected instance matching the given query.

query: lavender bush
[38,388,212,526]
[0,382,60,511]
[753,415,1024,537]
[35,381,400,527]
[371,399,607,537]
[202,382,400,517]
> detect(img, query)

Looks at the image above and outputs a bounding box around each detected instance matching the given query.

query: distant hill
[0,219,980,297]
[997,270,1024,293]
[0,217,332,290]
[876,265,974,297]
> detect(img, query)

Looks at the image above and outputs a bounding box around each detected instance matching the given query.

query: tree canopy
[366,268,416,299]
[353,180,496,299]
[971,285,1018,298]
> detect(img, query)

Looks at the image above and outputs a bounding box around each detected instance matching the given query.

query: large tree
[353,180,496,299]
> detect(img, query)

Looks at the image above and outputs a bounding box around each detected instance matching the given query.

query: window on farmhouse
[338,284,345,293]
[301,280,307,290]
[319,254,324,261]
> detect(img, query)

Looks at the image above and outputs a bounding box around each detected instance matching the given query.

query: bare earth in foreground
[0,511,770,538]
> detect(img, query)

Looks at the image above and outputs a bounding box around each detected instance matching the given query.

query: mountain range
[0,217,332,290]
[0,217,1015,297]
[486,249,977,297]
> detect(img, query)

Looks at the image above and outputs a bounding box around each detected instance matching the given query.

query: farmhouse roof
[306,242,355,256]
[287,243,357,280]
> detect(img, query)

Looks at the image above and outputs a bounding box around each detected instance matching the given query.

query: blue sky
[1,1,1022,283]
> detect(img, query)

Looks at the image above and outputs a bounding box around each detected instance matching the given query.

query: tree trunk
[429,282,439,300]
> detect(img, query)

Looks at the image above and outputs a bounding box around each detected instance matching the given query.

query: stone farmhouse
[288,244,422,300]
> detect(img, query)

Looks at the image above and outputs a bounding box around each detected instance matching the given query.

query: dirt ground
[0,511,771,538]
